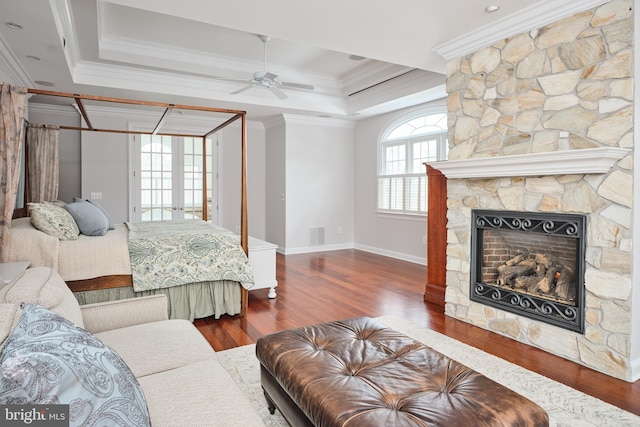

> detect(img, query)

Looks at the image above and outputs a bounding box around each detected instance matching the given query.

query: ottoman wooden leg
[263,388,276,415]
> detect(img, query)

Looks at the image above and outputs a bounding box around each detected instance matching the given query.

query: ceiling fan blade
[230,84,255,95]
[280,81,314,90]
[269,86,288,100]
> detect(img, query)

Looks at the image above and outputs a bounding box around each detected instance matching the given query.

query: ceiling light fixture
[26,55,40,61]
[6,22,23,30]
[485,5,500,13]
[349,55,366,61]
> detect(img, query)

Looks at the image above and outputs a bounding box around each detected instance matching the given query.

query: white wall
[630,2,640,381]
[353,99,446,265]
[217,120,266,239]
[284,115,355,253]
[265,117,286,249]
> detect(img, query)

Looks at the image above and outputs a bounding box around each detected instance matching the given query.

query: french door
[130,134,217,222]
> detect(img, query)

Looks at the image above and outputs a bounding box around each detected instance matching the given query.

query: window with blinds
[378,112,447,215]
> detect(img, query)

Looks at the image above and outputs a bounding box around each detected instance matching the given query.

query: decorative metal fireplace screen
[470,210,586,333]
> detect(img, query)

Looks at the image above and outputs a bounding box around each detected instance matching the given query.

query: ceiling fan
[225,35,314,100]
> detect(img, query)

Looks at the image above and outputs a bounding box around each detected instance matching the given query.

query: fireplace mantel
[428,147,630,179]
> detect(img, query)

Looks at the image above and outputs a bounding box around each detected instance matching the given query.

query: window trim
[377,105,448,217]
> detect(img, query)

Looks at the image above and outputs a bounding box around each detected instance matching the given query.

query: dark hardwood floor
[194,249,640,416]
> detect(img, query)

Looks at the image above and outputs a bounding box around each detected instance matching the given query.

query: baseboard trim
[275,243,427,266]
[630,356,640,382]
[354,244,426,266]
[278,243,353,255]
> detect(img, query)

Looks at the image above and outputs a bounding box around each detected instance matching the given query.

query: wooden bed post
[240,113,249,316]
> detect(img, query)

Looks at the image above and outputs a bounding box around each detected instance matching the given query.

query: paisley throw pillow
[0,303,150,427]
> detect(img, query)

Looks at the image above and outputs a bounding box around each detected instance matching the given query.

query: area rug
[215,315,640,427]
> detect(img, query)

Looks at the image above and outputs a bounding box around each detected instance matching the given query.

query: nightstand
[0,261,30,285]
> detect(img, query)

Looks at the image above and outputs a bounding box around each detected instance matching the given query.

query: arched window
[378,111,448,215]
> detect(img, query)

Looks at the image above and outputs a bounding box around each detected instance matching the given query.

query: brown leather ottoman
[255,317,549,427]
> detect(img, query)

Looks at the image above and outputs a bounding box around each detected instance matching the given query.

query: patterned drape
[0,83,28,262]
[27,124,60,203]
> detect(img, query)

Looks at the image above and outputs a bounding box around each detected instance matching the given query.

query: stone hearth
[436,0,634,381]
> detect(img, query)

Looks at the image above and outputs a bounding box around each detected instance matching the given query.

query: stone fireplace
[470,209,586,333]
[431,0,635,381]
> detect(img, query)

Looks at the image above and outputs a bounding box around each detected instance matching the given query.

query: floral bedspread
[126,220,254,292]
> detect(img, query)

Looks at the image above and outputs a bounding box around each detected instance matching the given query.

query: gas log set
[496,251,575,303]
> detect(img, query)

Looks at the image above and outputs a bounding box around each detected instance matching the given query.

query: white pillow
[27,202,79,240]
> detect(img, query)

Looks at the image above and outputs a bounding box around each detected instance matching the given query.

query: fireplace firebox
[470,210,586,333]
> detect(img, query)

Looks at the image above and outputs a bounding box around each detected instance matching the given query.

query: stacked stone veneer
[443,0,634,380]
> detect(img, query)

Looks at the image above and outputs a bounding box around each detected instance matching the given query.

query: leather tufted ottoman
[256,317,549,427]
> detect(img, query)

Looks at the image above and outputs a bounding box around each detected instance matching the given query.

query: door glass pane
[183,137,203,220]
[140,135,173,221]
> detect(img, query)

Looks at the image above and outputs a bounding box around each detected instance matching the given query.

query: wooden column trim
[424,164,447,307]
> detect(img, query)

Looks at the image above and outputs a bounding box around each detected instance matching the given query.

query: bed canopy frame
[24,88,250,315]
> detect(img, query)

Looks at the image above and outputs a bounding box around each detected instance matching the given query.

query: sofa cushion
[0,267,83,328]
[94,319,215,377]
[137,359,265,427]
[0,304,150,427]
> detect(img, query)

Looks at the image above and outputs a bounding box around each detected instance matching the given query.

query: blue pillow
[0,303,150,427]
[66,200,109,236]
[73,198,115,230]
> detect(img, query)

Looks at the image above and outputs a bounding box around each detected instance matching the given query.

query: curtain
[27,124,60,203]
[0,83,28,262]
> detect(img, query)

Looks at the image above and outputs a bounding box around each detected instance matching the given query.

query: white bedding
[8,218,131,281]
[58,223,131,281]
[6,217,59,271]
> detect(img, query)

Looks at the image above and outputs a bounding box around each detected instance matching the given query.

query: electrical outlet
[422,235,427,245]
[90,192,102,200]
[337,226,343,234]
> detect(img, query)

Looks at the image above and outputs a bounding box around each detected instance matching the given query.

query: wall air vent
[309,227,326,246]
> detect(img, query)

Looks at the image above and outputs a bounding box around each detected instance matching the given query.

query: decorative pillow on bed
[66,200,110,236]
[27,202,79,240]
[0,303,151,427]
[73,197,115,230]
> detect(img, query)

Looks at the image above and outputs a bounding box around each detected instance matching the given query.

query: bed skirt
[73,280,241,322]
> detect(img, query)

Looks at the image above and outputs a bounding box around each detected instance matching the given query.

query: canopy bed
[7,88,252,320]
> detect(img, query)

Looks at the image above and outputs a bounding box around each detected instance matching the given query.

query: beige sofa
[0,267,265,426]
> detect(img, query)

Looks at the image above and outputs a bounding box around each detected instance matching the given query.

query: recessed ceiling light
[349,55,366,61]
[6,22,23,30]
[34,80,55,87]
[485,5,500,13]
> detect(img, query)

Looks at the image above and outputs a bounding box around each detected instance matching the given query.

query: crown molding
[428,148,630,179]
[346,69,445,115]
[0,32,35,87]
[29,103,79,117]
[433,0,611,61]
[281,113,355,129]
[50,0,81,75]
